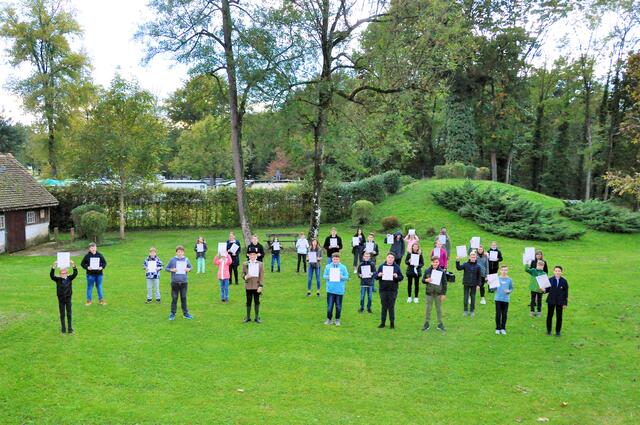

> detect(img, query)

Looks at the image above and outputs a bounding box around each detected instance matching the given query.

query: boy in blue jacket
[357,251,376,313]
[376,253,404,329]
[322,253,349,326]
[494,265,513,335]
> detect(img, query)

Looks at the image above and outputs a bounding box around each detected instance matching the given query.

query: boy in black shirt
[50,261,78,334]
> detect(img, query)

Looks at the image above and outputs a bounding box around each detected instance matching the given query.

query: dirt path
[12,242,85,257]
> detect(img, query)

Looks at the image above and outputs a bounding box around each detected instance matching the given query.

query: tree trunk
[119,187,126,240]
[581,56,593,201]
[505,151,514,185]
[603,66,624,200]
[45,105,57,177]
[221,0,252,245]
[490,150,497,182]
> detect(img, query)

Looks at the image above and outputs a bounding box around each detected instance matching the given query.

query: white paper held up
[308,252,318,263]
[89,257,100,270]
[382,265,394,281]
[329,267,341,282]
[470,237,480,249]
[196,243,204,253]
[536,274,551,290]
[147,260,157,273]
[247,262,260,278]
[456,245,467,258]
[361,265,372,278]
[487,273,500,289]
[329,238,338,248]
[386,234,394,244]
[175,261,187,275]
[489,251,498,261]
[57,252,70,269]
[410,254,419,266]
[430,269,443,286]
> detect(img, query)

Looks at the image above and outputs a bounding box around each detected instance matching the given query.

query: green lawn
[1,179,639,424]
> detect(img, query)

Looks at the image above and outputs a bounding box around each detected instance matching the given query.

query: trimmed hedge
[434,162,490,180]
[433,181,584,241]
[351,200,375,226]
[561,200,640,233]
[80,211,108,243]
[71,204,105,238]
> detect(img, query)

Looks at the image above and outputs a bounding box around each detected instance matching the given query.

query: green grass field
[1,179,638,424]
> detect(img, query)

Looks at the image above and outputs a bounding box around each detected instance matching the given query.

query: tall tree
[0,115,28,162]
[0,0,91,176]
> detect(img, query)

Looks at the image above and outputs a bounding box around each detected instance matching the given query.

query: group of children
[48,228,569,338]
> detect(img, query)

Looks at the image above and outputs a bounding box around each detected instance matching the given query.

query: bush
[399,174,416,188]
[71,204,106,238]
[351,200,375,226]
[464,165,476,179]
[381,216,400,232]
[80,211,108,243]
[476,167,490,180]
[432,181,584,241]
[450,162,466,178]
[561,200,640,233]
[425,227,436,237]
[434,165,449,179]
[382,170,401,194]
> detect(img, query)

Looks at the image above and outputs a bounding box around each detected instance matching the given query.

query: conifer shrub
[561,200,640,233]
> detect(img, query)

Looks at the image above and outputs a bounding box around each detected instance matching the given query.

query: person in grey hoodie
[475,245,489,305]
[165,245,193,320]
[390,231,405,265]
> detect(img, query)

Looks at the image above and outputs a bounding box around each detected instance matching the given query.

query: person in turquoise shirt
[322,253,349,326]
[494,265,513,335]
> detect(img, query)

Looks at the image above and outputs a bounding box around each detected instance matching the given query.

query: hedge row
[434,162,490,180]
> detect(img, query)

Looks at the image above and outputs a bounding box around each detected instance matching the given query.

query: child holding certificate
[434,227,452,257]
[143,247,163,303]
[421,256,447,332]
[50,260,78,334]
[404,231,420,256]
[487,241,503,275]
[525,260,547,317]
[404,243,424,304]
[306,239,323,297]
[165,246,193,320]
[351,228,365,274]
[226,232,241,285]
[323,227,343,261]
[376,253,404,329]
[529,250,548,273]
[322,253,349,326]
[296,233,309,273]
[475,245,489,304]
[390,232,405,266]
[542,266,569,336]
[269,237,281,273]
[214,251,231,303]
[357,251,376,313]
[455,251,482,317]
[246,235,265,262]
[494,265,513,335]
[242,252,264,323]
[194,236,208,273]
[430,240,448,270]
[80,242,107,306]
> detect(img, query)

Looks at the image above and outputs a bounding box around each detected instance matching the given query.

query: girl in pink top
[430,240,448,269]
[404,232,420,254]
[214,253,231,303]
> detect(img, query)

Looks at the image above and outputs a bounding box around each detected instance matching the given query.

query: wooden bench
[265,232,300,251]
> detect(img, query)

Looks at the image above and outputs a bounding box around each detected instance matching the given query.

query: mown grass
[0,179,638,424]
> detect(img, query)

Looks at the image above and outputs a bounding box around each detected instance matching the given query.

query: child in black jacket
[376,253,404,329]
[456,251,482,316]
[404,243,424,304]
[50,261,78,334]
[543,266,569,336]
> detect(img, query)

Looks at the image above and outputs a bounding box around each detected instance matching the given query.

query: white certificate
[487,273,499,289]
[522,253,529,265]
[329,238,338,248]
[175,260,187,274]
[196,243,204,253]
[410,254,419,266]
[386,234,394,244]
[352,237,360,247]
[273,242,281,251]
[524,247,536,261]
[218,242,227,256]
[147,260,157,273]
[247,262,260,278]
[296,242,307,254]
[470,237,480,249]
[89,257,100,270]
[536,275,551,290]
[456,245,467,258]
[361,265,372,278]
[308,251,318,263]
[229,243,239,255]
[365,242,375,253]
[433,247,441,258]
[430,269,443,286]
[489,251,498,261]
[329,267,341,282]
[438,235,446,244]
[382,265,394,281]
[409,229,416,236]
[57,252,70,269]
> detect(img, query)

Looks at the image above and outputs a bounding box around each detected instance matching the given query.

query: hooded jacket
[390,231,405,260]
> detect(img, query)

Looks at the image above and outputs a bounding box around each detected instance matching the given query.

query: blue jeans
[271,253,281,271]
[197,257,206,273]
[307,265,321,291]
[219,279,229,301]
[360,286,372,310]
[86,274,104,301]
[327,293,343,320]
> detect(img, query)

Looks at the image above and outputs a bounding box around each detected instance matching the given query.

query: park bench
[265,232,299,251]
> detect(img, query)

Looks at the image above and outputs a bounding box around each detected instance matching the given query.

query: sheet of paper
[361,265,372,278]
[365,242,375,253]
[487,273,499,289]
[175,260,187,274]
[57,252,70,269]
[382,265,394,281]
[409,229,416,236]
[456,245,467,258]
[524,247,536,261]
[229,243,239,255]
[430,269,443,286]
[410,254,419,266]
[247,262,260,278]
[329,267,341,282]
[386,234,394,244]
[196,243,204,253]
[352,237,360,247]
[470,237,480,249]
[273,242,281,251]
[329,237,338,248]
[147,260,157,273]
[489,251,498,261]
[308,251,318,263]
[89,257,100,270]
[438,235,446,244]
[433,247,441,258]
[536,274,551,290]
[522,253,529,265]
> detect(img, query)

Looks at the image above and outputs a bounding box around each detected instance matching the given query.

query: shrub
[399,174,416,188]
[561,200,640,233]
[432,181,584,241]
[381,216,400,232]
[382,170,402,194]
[351,200,375,226]
[476,167,490,180]
[425,227,436,237]
[434,165,449,179]
[71,204,106,238]
[464,165,476,179]
[80,211,108,243]
[450,162,466,178]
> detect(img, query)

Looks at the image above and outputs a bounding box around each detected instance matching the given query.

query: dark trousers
[463,285,477,312]
[327,293,343,320]
[479,282,486,297]
[58,298,72,331]
[230,263,239,285]
[407,276,419,298]
[530,291,543,312]
[170,281,189,315]
[495,301,509,330]
[547,304,564,334]
[380,290,397,325]
[245,289,260,318]
[297,254,307,272]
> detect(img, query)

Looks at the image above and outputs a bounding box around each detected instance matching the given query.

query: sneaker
[422,322,430,331]
[530,311,535,317]
[367,309,372,314]
[316,292,320,297]
[378,323,385,328]
[335,319,341,327]
[413,297,419,304]
[183,313,193,319]
[495,330,501,335]
[480,297,486,305]
[555,332,561,337]
[306,292,311,297]
[436,324,446,332]
[536,312,542,317]
[324,319,332,325]
[501,330,507,335]
[85,301,92,306]
[255,317,262,324]
[169,313,175,321]
[407,297,412,303]
[353,269,357,274]
[67,328,75,335]
[470,312,475,317]
[358,308,364,313]
[243,318,251,323]
[98,300,106,305]
[156,299,161,304]
[463,311,469,317]
[146,299,152,304]
[389,323,395,329]
[61,328,66,334]
[546,331,552,336]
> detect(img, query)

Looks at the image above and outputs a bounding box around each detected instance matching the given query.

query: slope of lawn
[0,179,638,424]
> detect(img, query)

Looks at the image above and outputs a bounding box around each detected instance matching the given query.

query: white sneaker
[495,330,501,335]
[500,330,507,335]
[335,319,341,327]
[480,297,486,305]
[407,297,412,303]
[413,297,419,304]
[324,319,331,325]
